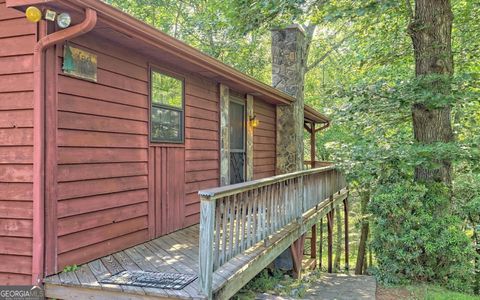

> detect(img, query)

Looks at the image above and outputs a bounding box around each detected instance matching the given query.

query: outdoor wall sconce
[26,6,72,28]
[249,115,259,128]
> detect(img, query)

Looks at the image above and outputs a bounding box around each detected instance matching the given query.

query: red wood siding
[183,76,220,226]
[53,33,220,270]
[253,100,276,179]
[149,146,185,236]
[55,36,150,271]
[0,0,35,285]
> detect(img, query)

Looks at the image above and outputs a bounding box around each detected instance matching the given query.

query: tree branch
[306,33,352,73]
[405,0,414,21]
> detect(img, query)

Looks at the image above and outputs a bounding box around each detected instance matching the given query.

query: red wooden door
[149,145,185,237]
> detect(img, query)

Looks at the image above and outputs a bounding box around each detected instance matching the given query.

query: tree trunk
[355,222,369,275]
[408,0,454,184]
[334,205,342,271]
[355,190,370,275]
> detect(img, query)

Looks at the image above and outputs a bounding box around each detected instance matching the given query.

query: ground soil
[376,286,417,300]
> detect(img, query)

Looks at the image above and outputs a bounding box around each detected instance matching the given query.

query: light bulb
[57,12,71,29]
[25,6,42,23]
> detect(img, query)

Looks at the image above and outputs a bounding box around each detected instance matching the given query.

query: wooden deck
[44,167,349,300]
[45,224,219,299]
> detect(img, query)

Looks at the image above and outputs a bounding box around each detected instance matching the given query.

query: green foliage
[421,285,480,300]
[63,264,79,273]
[242,269,283,292]
[380,284,480,300]
[235,269,307,299]
[104,0,480,293]
[369,181,477,292]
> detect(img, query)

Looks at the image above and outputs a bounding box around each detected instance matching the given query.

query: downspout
[32,8,97,285]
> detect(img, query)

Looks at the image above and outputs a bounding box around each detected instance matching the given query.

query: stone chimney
[271,25,305,174]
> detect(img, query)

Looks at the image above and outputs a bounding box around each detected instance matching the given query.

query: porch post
[246,94,254,181]
[311,122,316,168]
[220,84,230,186]
[344,196,350,271]
[327,202,334,273]
[199,196,216,299]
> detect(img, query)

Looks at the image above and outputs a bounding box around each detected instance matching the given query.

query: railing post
[319,218,323,269]
[327,197,334,273]
[344,192,350,272]
[299,175,304,221]
[199,196,215,299]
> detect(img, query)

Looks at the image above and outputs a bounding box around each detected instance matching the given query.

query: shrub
[369,181,476,293]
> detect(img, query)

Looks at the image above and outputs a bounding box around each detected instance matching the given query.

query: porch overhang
[304,104,330,127]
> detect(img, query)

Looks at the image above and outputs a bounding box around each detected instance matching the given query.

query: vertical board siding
[150,146,185,236]
[253,100,276,179]
[183,77,220,226]
[0,1,35,284]
[55,37,150,272]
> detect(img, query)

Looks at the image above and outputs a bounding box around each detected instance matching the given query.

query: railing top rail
[198,165,337,200]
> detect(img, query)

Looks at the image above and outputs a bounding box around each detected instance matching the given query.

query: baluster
[240,191,247,252]
[328,171,333,198]
[261,187,267,240]
[288,179,293,224]
[256,187,263,242]
[228,195,235,260]
[304,176,309,213]
[276,182,281,231]
[307,175,312,209]
[246,190,252,249]
[221,197,229,266]
[234,194,241,258]
[294,178,298,220]
[272,183,278,232]
[324,172,328,200]
[213,200,221,269]
[284,180,288,225]
[299,176,310,215]
[252,189,259,246]
[318,173,322,204]
[296,178,301,220]
[263,185,270,239]
[289,179,292,223]
[284,180,289,225]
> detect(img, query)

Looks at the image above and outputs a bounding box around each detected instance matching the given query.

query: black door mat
[100,270,197,290]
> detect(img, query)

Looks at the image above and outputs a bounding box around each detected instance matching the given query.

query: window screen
[229,100,245,184]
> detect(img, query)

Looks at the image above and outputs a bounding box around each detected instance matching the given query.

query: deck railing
[198,166,346,298]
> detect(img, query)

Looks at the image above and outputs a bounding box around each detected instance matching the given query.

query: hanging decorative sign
[62,43,97,82]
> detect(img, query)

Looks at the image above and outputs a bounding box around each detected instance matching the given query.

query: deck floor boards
[45,225,209,299]
[43,190,345,300]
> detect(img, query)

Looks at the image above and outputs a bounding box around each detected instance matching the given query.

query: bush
[369,181,477,293]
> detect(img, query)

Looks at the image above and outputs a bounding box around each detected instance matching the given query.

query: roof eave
[7,0,296,105]
[304,104,330,124]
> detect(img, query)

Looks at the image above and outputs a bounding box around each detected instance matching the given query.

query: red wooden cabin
[0,0,333,289]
